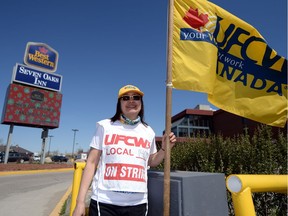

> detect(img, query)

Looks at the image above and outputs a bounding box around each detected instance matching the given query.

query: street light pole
[48,135,54,156]
[72,129,79,159]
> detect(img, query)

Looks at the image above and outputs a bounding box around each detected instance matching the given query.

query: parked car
[0,152,4,163]
[33,155,41,162]
[76,153,88,161]
[0,151,30,163]
[51,155,68,162]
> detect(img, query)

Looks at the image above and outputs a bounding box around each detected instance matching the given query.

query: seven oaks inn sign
[12,63,62,92]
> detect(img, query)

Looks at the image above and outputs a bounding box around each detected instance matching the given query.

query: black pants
[89,199,147,216]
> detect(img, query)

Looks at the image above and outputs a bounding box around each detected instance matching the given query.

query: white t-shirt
[90,119,157,206]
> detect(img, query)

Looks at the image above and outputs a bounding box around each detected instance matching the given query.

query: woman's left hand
[161,132,176,151]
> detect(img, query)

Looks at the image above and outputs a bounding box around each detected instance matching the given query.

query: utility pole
[48,135,54,156]
[72,129,79,160]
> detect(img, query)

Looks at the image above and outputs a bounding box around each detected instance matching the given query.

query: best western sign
[12,63,62,92]
[24,42,59,72]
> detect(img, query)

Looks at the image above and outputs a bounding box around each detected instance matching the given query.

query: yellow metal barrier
[69,165,287,216]
[226,174,288,216]
[70,162,86,216]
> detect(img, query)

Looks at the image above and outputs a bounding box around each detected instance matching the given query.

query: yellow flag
[172,0,218,93]
[172,0,287,127]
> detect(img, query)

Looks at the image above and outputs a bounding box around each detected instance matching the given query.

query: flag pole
[163,0,174,215]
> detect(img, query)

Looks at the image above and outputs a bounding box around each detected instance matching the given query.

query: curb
[49,184,72,216]
[0,168,73,176]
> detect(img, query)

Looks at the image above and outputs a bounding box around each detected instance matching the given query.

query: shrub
[160,125,287,215]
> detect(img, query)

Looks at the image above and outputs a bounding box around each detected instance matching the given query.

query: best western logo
[24,42,59,73]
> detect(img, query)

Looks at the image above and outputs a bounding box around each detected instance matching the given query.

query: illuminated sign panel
[2,83,62,128]
[23,42,59,72]
[12,63,62,92]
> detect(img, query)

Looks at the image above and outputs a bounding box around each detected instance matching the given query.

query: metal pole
[70,162,86,216]
[40,128,49,164]
[226,175,287,216]
[4,124,14,164]
[72,129,79,159]
[48,135,53,156]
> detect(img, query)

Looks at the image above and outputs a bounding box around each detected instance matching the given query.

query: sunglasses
[120,95,141,101]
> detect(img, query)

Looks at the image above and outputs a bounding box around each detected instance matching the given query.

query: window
[173,114,212,138]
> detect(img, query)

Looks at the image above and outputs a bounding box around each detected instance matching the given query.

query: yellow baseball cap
[118,85,144,98]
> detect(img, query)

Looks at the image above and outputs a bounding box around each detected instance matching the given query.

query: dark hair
[110,97,148,126]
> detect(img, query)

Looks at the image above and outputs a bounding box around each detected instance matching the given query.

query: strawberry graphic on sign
[183,8,209,31]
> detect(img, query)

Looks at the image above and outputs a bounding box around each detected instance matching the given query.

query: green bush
[159,125,287,215]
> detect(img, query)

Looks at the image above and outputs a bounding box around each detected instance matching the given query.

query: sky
[0,0,287,155]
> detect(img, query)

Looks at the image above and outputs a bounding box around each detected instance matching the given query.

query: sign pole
[40,128,49,164]
[4,124,14,164]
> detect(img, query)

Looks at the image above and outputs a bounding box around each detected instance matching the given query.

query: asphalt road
[0,170,73,216]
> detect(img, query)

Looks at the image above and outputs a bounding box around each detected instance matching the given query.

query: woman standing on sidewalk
[73,84,176,216]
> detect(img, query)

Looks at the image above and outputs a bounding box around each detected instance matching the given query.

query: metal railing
[69,162,288,216]
[226,174,287,216]
[70,162,86,216]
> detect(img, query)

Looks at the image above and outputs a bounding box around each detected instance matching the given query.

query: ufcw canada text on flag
[172,0,287,127]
